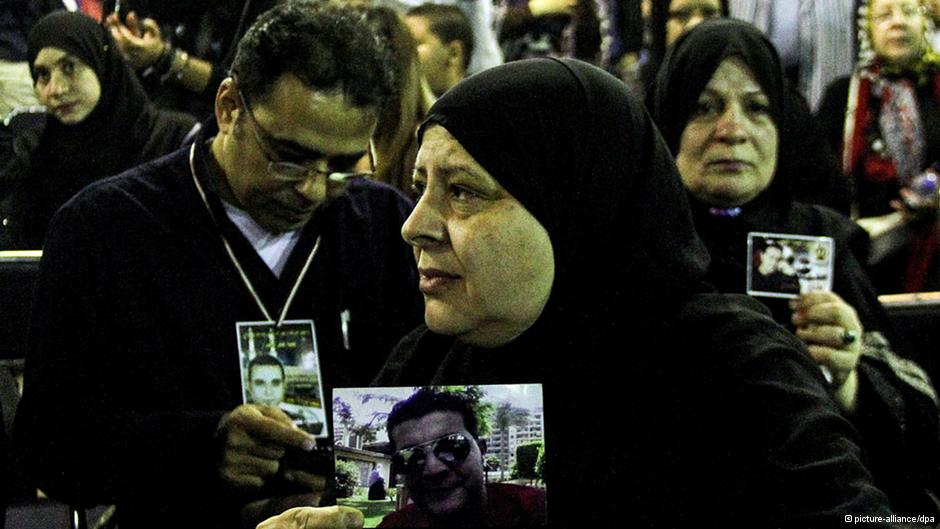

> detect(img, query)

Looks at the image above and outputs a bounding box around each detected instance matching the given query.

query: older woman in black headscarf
[651,18,940,515]
[0,11,196,248]
[358,57,894,526]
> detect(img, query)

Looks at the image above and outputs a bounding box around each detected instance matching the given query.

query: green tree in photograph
[335,459,360,498]
[430,385,495,437]
[512,441,543,484]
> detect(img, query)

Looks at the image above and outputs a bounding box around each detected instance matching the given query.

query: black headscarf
[651,18,783,157]
[374,55,900,527]
[649,19,893,334]
[17,11,195,247]
[392,56,715,522]
[28,11,155,140]
[418,57,710,360]
[655,19,807,207]
[380,57,895,525]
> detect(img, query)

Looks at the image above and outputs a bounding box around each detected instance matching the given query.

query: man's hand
[255,506,364,529]
[791,292,864,412]
[104,11,165,69]
[218,404,317,490]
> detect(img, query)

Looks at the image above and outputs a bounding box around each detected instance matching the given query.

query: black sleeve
[678,293,894,526]
[12,193,236,519]
[781,85,853,215]
[816,76,853,157]
[853,349,940,516]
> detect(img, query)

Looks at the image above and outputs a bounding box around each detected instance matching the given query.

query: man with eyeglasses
[15,3,421,529]
[378,389,546,527]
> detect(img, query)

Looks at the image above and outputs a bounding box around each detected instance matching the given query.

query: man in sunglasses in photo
[379,389,547,527]
[15,3,421,529]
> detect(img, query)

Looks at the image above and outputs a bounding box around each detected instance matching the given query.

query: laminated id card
[237,320,327,437]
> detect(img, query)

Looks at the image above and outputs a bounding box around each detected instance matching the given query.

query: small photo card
[332,384,547,527]
[747,232,834,299]
[237,319,327,437]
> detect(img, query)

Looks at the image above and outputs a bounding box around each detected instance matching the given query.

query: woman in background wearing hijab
[360,57,895,526]
[651,18,940,515]
[0,11,196,249]
[818,0,940,293]
[639,0,852,213]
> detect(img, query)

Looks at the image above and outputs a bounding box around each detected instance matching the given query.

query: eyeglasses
[872,3,923,24]
[393,432,473,474]
[233,79,372,184]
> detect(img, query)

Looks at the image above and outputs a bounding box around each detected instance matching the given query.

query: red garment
[378,483,547,527]
[78,0,103,22]
[842,68,940,291]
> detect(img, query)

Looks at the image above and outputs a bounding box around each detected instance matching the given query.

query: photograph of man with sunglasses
[379,388,547,527]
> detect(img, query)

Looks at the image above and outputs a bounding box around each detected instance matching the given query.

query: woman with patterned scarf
[818,0,940,293]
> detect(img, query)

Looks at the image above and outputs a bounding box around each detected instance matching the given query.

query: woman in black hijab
[0,10,196,248]
[651,18,940,515]
[374,57,893,526]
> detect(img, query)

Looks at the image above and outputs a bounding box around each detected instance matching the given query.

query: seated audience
[0,11,196,249]
[818,0,940,292]
[365,57,893,525]
[257,55,898,527]
[378,389,546,527]
[650,18,940,515]
[405,3,474,98]
[14,3,421,528]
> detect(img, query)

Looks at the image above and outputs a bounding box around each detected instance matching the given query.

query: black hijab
[381,56,715,523]
[417,57,710,363]
[19,11,195,246]
[651,18,803,210]
[650,19,892,335]
[651,18,783,159]
[379,57,894,525]
[28,11,153,164]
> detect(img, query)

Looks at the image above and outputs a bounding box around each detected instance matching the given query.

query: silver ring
[841,329,858,346]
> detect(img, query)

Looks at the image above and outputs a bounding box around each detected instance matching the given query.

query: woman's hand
[255,506,364,529]
[104,11,165,69]
[893,186,940,223]
[790,292,863,412]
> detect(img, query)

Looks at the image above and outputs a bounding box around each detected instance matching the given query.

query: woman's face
[402,126,555,348]
[33,47,101,124]
[675,57,778,207]
[869,0,929,68]
[666,0,723,45]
